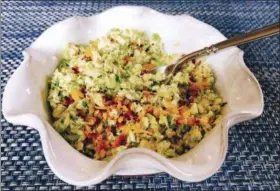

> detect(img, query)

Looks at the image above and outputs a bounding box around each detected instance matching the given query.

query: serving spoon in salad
[149,22,280,83]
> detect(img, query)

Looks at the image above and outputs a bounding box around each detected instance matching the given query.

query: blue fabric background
[1,0,279,190]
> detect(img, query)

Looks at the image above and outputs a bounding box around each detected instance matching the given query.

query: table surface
[1,0,279,190]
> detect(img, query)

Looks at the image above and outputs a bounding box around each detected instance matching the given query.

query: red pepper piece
[72,66,79,74]
[63,96,74,107]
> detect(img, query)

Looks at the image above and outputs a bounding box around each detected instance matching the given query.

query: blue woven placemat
[1,0,279,190]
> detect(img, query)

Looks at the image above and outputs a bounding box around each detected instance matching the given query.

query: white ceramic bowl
[2,6,264,186]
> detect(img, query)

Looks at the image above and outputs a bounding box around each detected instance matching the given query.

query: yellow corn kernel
[71,89,83,102]
[85,46,93,58]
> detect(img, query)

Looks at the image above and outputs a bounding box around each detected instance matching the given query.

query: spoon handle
[164,22,280,82]
[214,22,280,50]
[179,22,280,61]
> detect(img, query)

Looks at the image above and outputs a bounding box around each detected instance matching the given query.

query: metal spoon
[149,22,280,83]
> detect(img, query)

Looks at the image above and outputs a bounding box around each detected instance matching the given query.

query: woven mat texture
[1,0,279,190]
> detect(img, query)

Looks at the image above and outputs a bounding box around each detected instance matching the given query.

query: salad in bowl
[48,29,226,161]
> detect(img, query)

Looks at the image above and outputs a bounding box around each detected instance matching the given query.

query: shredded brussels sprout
[48,29,226,160]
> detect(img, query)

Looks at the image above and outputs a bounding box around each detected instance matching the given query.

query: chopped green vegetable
[115,75,121,83]
[183,125,191,133]
[82,100,88,108]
